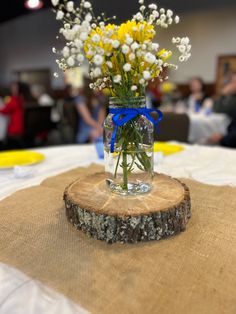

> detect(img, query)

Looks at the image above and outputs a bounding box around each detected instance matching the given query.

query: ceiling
[1,0,236,24]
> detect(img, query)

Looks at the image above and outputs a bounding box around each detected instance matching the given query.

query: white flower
[56,10,64,20]
[53,72,59,78]
[125,36,133,45]
[80,32,88,41]
[187,44,192,52]
[51,0,59,6]
[144,52,156,64]
[131,42,139,50]
[74,39,83,49]
[93,67,102,77]
[131,85,137,91]
[52,47,57,53]
[149,14,154,22]
[72,24,80,33]
[175,16,180,23]
[138,0,144,4]
[181,37,190,45]
[129,53,135,61]
[112,40,120,48]
[81,20,90,29]
[106,61,113,68]
[67,56,75,67]
[93,54,104,66]
[167,9,173,17]
[122,44,130,54]
[123,63,131,72]
[85,13,92,22]
[139,78,145,85]
[62,46,70,58]
[66,1,74,12]
[148,4,157,10]
[178,45,186,53]
[152,43,159,51]
[135,13,143,21]
[113,75,121,83]
[143,70,151,80]
[92,34,100,43]
[97,48,104,56]
[84,1,91,8]
[160,14,166,21]
[152,10,159,18]
[103,37,110,44]
[77,54,84,63]
[156,59,163,66]
[136,50,142,57]
[179,56,185,62]
[172,37,180,44]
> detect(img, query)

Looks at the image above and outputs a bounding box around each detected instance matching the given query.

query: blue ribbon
[109,107,163,153]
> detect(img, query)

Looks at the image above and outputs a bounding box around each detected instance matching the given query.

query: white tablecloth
[1,143,236,314]
[188,113,230,144]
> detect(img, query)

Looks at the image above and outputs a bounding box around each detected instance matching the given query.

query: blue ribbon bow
[109,107,163,153]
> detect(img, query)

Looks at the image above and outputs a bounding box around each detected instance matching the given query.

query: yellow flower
[157,49,172,61]
[118,20,155,43]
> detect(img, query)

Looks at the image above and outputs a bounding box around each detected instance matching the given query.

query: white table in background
[188,112,230,144]
[0,143,236,314]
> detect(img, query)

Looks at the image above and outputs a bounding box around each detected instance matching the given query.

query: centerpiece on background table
[52,0,192,243]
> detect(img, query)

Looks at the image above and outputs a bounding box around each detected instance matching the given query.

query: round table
[0,144,236,313]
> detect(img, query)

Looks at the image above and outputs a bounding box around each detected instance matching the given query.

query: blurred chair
[59,102,78,143]
[24,105,53,146]
[153,112,190,143]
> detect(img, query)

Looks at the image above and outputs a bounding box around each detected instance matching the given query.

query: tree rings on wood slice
[64,172,191,244]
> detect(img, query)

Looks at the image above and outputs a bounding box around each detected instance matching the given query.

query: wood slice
[64,172,191,244]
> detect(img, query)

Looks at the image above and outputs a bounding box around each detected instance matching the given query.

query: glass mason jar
[104,97,154,196]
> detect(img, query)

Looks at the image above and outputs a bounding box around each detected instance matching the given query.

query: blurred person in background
[146,79,162,108]
[0,81,30,149]
[186,77,213,113]
[208,72,236,147]
[64,84,77,103]
[31,84,54,107]
[76,84,105,144]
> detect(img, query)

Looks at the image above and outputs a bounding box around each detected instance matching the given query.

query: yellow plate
[154,142,184,156]
[0,150,45,169]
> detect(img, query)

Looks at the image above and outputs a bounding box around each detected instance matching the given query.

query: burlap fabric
[0,164,235,314]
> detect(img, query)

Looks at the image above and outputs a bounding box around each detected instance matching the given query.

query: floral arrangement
[52,0,191,195]
[52,0,191,100]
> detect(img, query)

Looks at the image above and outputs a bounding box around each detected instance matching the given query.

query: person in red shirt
[0,82,29,149]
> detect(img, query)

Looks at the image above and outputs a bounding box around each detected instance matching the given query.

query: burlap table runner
[0,164,236,314]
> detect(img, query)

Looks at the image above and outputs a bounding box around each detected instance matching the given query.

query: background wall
[0,5,235,87]
[0,9,63,88]
[159,6,236,83]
